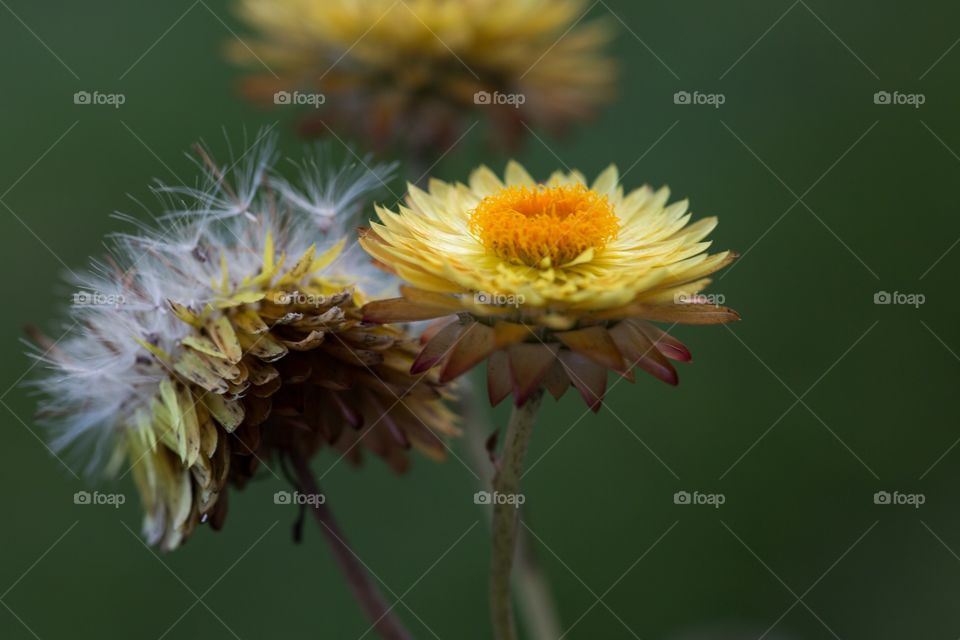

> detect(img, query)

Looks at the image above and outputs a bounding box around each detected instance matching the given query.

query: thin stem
[462,384,562,639]
[515,530,563,640]
[490,390,544,640]
[289,451,413,640]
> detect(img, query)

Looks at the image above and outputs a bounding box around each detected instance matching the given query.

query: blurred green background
[2,1,959,638]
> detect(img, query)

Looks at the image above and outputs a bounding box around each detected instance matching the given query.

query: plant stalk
[290,451,413,640]
[463,384,562,639]
[490,390,544,640]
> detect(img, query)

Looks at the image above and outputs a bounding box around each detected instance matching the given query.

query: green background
[2,1,959,638]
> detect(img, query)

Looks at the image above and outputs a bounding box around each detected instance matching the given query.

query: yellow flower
[231,0,615,152]
[361,161,739,410]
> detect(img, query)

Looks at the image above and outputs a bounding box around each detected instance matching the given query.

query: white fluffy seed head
[30,133,396,470]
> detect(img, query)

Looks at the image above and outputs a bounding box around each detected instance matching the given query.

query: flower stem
[290,451,413,640]
[463,384,562,639]
[514,529,563,640]
[490,390,544,640]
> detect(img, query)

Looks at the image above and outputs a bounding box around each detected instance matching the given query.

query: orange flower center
[468,184,619,266]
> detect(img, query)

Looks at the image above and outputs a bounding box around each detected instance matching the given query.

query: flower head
[31,138,457,550]
[360,161,739,411]
[230,0,615,153]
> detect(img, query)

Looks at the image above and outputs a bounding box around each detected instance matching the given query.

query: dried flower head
[31,137,457,550]
[361,161,740,411]
[230,0,616,153]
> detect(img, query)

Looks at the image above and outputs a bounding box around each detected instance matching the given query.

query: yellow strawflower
[361,161,739,410]
[231,0,615,152]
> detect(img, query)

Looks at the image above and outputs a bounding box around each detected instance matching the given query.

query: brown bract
[363,290,739,412]
[134,285,457,550]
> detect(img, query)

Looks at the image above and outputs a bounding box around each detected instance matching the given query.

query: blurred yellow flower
[361,161,739,410]
[231,0,616,152]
